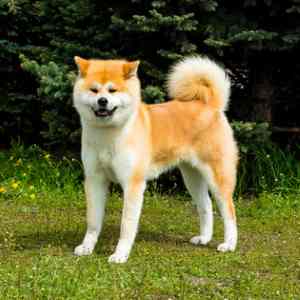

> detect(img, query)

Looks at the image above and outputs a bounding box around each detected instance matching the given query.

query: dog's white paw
[108,252,128,264]
[217,242,236,252]
[190,235,211,245]
[74,244,94,256]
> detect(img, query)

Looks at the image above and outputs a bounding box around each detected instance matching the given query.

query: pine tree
[1,0,299,146]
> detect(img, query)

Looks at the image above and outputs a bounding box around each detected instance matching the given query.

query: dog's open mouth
[93,107,117,118]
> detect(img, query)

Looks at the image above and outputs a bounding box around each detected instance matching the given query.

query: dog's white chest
[97,145,132,184]
[98,147,115,166]
[95,146,117,182]
[82,123,138,185]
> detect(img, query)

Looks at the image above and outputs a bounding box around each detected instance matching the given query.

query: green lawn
[0,147,300,299]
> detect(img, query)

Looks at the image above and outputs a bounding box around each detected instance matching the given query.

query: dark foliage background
[1,0,300,194]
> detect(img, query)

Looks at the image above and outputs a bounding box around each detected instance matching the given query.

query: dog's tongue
[95,109,109,117]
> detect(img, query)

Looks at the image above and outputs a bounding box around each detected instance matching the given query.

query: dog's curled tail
[167,56,231,111]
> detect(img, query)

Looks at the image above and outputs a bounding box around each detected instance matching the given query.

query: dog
[73,55,238,263]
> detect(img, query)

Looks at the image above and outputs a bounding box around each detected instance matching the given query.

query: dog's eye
[90,88,98,94]
[108,87,117,93]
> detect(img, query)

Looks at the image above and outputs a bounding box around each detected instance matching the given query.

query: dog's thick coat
[73,56,238,263]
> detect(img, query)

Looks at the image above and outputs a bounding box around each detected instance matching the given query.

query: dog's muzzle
[92,97,118,118]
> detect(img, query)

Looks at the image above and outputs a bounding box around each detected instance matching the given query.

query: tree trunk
[250,55,274,123]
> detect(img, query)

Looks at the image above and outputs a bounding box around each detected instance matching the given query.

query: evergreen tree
[1,0,299,146]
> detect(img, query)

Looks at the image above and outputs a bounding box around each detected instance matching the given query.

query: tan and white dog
[73,55,238,263]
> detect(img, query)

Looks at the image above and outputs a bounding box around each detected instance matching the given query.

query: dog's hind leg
[180,164,213,246]
[205,159,238,252]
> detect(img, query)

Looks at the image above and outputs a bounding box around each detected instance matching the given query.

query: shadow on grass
[4,203,217,256]
[11,222,216,255]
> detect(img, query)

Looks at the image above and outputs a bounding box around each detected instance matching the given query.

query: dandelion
[29,193,36,199]
[0,187,6,193]
[11,181,20,189]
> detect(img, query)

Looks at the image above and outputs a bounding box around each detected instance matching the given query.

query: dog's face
[73,57,141,127]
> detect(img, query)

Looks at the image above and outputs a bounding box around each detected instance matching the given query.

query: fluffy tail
[167,56,231,111]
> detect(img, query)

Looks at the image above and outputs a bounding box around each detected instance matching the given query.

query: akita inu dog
[73,56,238,263]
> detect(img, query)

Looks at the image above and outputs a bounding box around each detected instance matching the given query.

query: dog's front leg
[74,175,109,256]
[108,180,146,263]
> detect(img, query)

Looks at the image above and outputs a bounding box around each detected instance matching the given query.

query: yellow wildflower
[29,193,36,199]
[15,159,22,166]
[0,187,6,193]
[11,182,19,189]
[44,154,50,160]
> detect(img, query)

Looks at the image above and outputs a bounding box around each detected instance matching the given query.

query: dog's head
[73,57,141,127]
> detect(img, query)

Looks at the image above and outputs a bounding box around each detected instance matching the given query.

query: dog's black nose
[97,97,108,107]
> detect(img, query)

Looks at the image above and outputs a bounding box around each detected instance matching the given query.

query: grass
[0,145,300,299]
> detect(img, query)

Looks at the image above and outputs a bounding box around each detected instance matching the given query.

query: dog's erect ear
[123,61,140,79]
[74,56,89,76]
